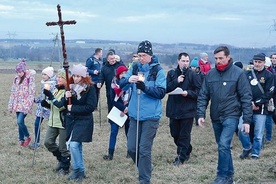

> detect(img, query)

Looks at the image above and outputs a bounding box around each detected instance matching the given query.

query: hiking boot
[23,137,31,147]
[58,168,69,175]
[239,148,251,159]
[68,169,86,182]
[29,143,40,150]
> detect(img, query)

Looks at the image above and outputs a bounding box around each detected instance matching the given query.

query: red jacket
[199,59,211,75]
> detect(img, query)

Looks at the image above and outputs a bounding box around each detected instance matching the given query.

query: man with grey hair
[199,52,211,75]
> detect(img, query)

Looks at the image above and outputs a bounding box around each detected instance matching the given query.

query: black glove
[136,81,146,92]
[41,100,50,109]
[43,89,54,100]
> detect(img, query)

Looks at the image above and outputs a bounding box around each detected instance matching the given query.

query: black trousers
[169,118,193,161]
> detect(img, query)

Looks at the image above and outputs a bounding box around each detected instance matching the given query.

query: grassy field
[1,61,276,183]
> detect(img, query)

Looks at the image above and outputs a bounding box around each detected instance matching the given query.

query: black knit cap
[137,40,153,56]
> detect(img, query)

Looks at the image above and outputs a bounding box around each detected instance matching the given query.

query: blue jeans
[265,114,273,141]
[239,114,266,157]
[16,112,30,142]
[212,118,238,179]
[34,116,44,144]
[70,141,84,172]
[108,119,130,150]
[108,121,120,150]
[127,118,159,184]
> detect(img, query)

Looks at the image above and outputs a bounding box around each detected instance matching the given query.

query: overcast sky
[0,0,275,48]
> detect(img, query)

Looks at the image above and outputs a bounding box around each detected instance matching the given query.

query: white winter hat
[265,57,271,67]
[71,64,87,77]
[42,66,54,78]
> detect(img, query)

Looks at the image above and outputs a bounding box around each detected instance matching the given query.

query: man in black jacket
[97,51,125,112]
[197,46,253,184]
[239,53,274,160]
[166,52,202,166]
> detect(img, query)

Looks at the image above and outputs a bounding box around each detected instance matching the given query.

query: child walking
[43,69,71,175]
[29,66,56,149]
[8,59,36,147]
[103,65,131,160]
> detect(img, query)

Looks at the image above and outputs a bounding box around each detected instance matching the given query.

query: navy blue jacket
[65,85,97,142]
[86,54,102,83]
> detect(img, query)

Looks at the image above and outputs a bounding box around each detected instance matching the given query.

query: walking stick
[32,114,43,167]
[135,89,141,172]
[98,90,102,127]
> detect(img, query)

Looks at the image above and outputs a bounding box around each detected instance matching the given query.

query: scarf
[69,83,88,100]
[216,63,229,71]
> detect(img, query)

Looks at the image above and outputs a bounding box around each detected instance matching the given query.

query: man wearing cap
[197,46,252,184]
[119,40,166,184]
[239,53,274,160]
[198,52,211,75]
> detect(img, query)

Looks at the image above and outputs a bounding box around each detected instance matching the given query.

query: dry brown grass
[1,61,276,183]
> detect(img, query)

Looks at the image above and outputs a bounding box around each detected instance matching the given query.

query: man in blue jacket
[86,48,102,107]
[197,46,253,184]
[119,40,166,184]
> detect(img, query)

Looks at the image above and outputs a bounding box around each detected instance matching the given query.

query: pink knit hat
[71,64,87,77]
[15,59,27,73]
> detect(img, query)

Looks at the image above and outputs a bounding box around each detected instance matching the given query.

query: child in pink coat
[8,59,36,146]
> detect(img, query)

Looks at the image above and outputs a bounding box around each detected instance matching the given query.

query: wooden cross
[46,4,76,105]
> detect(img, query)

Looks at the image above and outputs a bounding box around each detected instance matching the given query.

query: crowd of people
[7,42,276,184]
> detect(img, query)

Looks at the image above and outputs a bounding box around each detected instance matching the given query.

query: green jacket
[47,87,66,129]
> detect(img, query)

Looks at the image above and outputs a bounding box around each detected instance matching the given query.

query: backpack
[132,63,162,81]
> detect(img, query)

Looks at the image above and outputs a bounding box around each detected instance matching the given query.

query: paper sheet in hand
[168,87,184,95]
[107,107,128,127]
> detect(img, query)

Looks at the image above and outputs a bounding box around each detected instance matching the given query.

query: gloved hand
[41,100,50,109]
[136,81,146,92]
[43,89,54,100]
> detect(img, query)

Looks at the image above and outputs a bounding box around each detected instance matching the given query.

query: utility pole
[50,33,62,68]
[6,31,17,59]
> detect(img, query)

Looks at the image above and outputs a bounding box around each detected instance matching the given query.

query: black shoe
[103,154,113,160]
[58,168,69,175]
[212,177,234,184]
[239,148,252,159]
[173,157,183,166]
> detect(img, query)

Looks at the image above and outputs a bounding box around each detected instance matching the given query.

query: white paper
[107,106,128,127]
[168,87,184,95]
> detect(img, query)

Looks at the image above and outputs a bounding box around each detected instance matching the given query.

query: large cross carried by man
[46,4,76,104]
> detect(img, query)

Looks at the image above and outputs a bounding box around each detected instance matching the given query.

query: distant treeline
[0,39,276,68]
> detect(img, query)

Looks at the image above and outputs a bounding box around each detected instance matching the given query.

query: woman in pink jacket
[8,59,36,147]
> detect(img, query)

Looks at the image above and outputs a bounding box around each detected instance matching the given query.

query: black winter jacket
[245,68,274,115]
[65,85,97,142]
[166,67,202,119]
[98,62,125,97]
[197,62,253,124]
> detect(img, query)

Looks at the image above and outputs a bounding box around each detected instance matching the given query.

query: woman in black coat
[65,64,97,182]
